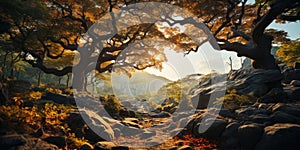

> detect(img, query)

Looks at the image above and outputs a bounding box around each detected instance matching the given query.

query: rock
[80,143,94,150]
[272,103,300,117]
[121,120,142,128]
[222,122,241,139]
[237,124,263,149]
[44,136,66,148]
[218,109,235,118]
[111,146,129,150]
[228,69,282,97]
[124,126,141,137]
[94,141,116,150]
[256,123,300,150]
[283,69,300,83]
[257,88,287,103]
[0,134,27,148]
[150,111,171,118]
[290,80,300,87]
[7,80,31,98]
[20,138,59,150]
[235,107,257,117]
[198,118,228,139]
[42,92,75,105]
[65,111,85,133]
[175,140,185,146]
[114,128,121,138]
[284,87,300,101]
[223,137,239,148]
[189,74,227,109]
[178,145,193,150]
[140,130,156,140]
[294,62,300,69]
[271,111,300,124]
[83,127,106,144]
[221,122,241,148]
[250,114,271,123]
[124,118,139,124]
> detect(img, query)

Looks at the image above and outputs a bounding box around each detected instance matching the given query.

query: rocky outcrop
[0,134,59,149]
[256,124,300,150]
[185,101,300,149]
[190,69,283,109]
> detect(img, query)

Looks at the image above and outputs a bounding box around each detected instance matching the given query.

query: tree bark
[37,70,42,87]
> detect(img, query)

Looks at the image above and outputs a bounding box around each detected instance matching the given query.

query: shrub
[0,105,42,131]
[46,87,62,94]
[29,91,42,100]
[215,90,257,110]
[103,95,123,115]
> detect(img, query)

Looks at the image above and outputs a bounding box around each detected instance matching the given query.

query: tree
[1,0,299,91]
[277,39,300,67]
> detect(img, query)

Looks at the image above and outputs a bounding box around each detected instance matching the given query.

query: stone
[124,118,139,124]
[178,145,193,150]
[222,122,241,139]
[235,107,257,117]
[83,127,106,143]
[198,118,228,139]
[228,69,282,97]
[272,103,300,117]
[0,134,27,148]
[121,120,142,128]
[218,109,236,118]
[94,141,116,150]
[80,143,94,150]
[290,80,300,87]
[238,124,263,149]
[250,114,271,123]
[43,136,66,148]
[150,111,171,118]
[257,88,287,103]
[284,87,300,101]
[223,137,239,149]
[111,146,129,150]
[294,62,300,69]
[19,138,59,150]
[140,130,156,140]
[256,123,300,150]
[42,92,75,105]
[271,111,300,124]
[283,69,300,83]
[123,126,141,137]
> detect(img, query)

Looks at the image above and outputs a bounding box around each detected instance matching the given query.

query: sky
[144,20,299,81]
[141,0,300,81]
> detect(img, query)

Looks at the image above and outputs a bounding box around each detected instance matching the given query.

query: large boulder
[43,136,66,148]
[256,123,300,150]
[283,69,300,83]
[284,87,300,101]
[42,92,75,105]
[227,69,283,97]
[190,69,283,109]
[65,111,115,143]
[190,74,227,109]
[294,62,300,69]
[237,123,264,149]
[0,134,27,149]
[197,117,228,139]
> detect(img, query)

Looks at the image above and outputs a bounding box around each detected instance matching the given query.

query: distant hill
[87,71,171,96]
[111,71,171,96]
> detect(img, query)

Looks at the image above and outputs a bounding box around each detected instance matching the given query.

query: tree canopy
[0,0,299,90]
[277,39,300,66]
